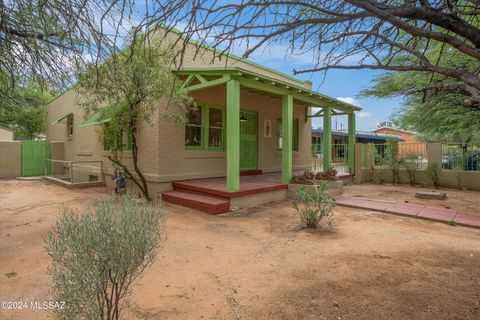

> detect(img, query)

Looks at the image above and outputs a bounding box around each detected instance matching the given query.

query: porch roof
[174,67,361,114]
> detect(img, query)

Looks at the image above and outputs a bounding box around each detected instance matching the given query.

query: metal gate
[21,141,51,177]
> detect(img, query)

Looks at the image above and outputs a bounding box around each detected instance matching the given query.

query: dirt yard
[343,183,480,214]
[1,179,479,320]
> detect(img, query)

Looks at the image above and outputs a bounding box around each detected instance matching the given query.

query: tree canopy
[77,39,192,200]
[0,78,52,139]
[153,0,480,106]
[362,40,480,142]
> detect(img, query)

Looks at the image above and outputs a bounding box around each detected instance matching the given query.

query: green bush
[384,139,401,185]
[402,153,420,186]
[451,160,464,190]
[427,161,441,189]
[44,192,166,320]
[292,182,336,229]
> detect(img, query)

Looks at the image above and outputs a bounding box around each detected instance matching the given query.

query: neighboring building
[373,126,418,143]
[311,128,402,153]
[0,126,14,141]
[45,27,359,213]
[373,123,424,157]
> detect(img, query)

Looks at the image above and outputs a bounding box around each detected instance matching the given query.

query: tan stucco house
[45,28,359,213]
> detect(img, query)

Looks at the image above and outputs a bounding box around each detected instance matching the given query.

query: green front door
[21,140,51,177]
[240,110,257,170]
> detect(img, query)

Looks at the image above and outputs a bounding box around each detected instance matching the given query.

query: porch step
[240,169,263,176]
[162,191,230,214]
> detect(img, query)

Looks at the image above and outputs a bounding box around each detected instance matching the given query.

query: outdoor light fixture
[240,113,248,122]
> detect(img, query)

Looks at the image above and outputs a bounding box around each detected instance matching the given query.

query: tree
[0,0,144,97]
[45,192,166,320]
[150,0,480,106]
[0,79,51,139]
[77,38,192,201]
[361,40,480,142]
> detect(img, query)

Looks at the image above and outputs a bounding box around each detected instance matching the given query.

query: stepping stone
[454,211,480,228]
[415,191,447,200]
[417,207,457,222]
[385,203,425,217]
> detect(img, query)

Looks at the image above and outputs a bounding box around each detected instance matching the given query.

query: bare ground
[1,179,479,320]
[343,183,480,214]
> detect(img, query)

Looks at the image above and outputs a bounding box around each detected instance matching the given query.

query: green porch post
[226,79,240,192]
[322,106,332,172]
[348,112,356,174]
[282,95,293,183]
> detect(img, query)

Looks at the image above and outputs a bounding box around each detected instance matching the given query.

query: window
[208,107,224,149]
[277,118,299,151]
[103,123,132,151]
[185,105,224,151]
[67,114,74,137]
[185,106,203,148]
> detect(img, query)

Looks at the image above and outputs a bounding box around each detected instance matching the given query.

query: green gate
[240,110,258,170]
[21,141,51,177]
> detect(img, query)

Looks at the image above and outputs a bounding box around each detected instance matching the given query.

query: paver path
[337,196,480,229]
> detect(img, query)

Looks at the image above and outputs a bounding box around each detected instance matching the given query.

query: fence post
[426,142,442,166]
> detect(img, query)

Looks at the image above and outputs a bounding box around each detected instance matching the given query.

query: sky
[125,4,404,132]
[234,51,403,132]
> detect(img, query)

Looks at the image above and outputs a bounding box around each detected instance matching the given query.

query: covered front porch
[176,67,360,192]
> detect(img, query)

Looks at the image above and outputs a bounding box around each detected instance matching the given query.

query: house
[0,126,14,141]
[311,128,403,153]
[373,122,424,157]
[45,28,359,213]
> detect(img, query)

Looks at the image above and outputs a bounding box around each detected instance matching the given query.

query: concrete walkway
[337,196,480,229]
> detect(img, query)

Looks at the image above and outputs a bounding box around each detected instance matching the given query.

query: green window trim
[277,118,299,152]
[185,103,225,152]
[103,123,132,151]
[67,114,74,137]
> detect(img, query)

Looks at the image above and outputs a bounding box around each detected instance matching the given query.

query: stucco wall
[0,141,21,177]
[158,30,312,90]
[354,142,480,190]
[0,127,14,141]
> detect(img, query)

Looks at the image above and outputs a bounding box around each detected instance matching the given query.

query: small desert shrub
[427,161,441,189]
[292,182,336,228]
[451,160,464,190]
[384,139,401,185]
[402,153,420,186]
[44,192,166,320]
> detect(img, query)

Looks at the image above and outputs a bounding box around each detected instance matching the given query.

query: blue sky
[242,53,403,131]
[126,5,404,132]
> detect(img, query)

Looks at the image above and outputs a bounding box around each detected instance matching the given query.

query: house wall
[0,127,14,141]
[45,32,313,193]
[0,141,21,177]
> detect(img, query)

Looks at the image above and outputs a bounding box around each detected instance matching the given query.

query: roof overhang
[79,102,127,127]
[51,112,72,125]
[174,67,361,114]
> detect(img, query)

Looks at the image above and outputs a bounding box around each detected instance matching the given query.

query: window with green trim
[277,118,299,151]
[185,106,203,148]
[185,105,224,151]
[67,114,74,137]
[103,123,132,151]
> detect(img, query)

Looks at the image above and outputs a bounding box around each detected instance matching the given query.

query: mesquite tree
[78,38,192,201]
[144,1,480,107]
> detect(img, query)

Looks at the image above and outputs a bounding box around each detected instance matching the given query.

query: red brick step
[162,191,230,214]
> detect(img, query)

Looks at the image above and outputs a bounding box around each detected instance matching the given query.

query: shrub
[402,153,420,186]
[44,192,166,320]
[451,159,464,190]
[384,139,401,185]
[427,161,441,189]
[292,182,336,229]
